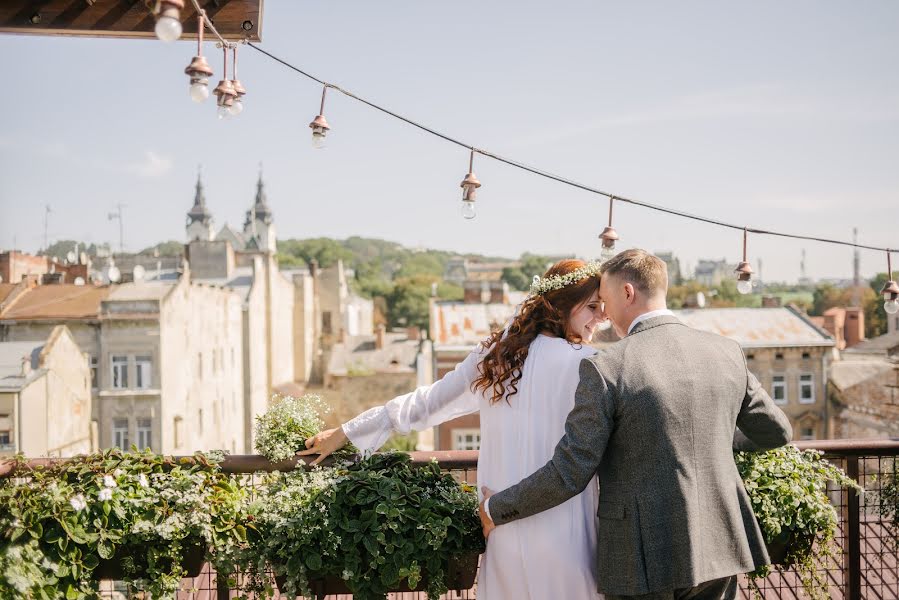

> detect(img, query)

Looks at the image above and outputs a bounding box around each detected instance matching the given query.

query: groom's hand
[296,427,348,466]
[479,486,496,539]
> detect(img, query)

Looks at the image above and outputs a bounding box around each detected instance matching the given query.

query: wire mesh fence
[9,443,899,599]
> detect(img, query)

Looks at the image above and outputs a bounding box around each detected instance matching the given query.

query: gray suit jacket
[488,316,792,596]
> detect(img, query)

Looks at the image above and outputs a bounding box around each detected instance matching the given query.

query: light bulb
[228,99,244,116]
[217,105,231,120]
[600,245,615,261]
[885,298,899,315]
[312,132,326,149]
[461,200,476,220]
[154,16,182,42]
[190,82,209,103]
[737,279,753,295]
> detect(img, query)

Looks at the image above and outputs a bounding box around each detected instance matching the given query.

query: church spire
[187,166,213,225]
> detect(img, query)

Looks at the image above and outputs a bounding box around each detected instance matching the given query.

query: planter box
[275,552,480,597]
[93,543,206,580]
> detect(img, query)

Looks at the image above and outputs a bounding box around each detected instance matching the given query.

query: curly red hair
[471,259,600,405]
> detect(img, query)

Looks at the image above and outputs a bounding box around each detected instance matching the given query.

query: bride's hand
[296,427,348,466]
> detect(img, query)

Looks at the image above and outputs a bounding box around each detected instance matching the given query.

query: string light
[459,149,481,220]
[212,46,237,119]
[184,13,213,103]
[735,228,754,295]
[153,0,184,43]
[881,250,899,315]
[599,197,619,261]
[309,85,330,149]
[229,46,246,116]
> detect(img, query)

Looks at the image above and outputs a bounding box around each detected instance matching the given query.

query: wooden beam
[0,0,263,42]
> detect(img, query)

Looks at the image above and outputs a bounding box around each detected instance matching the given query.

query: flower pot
[93,543,206,580]
[275,552,480,597]
[765,532,794,567]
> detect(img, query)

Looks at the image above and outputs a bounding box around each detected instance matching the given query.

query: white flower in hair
[529,260,603,296]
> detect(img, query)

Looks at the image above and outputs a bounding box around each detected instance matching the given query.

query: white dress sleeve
[341,346,484,452]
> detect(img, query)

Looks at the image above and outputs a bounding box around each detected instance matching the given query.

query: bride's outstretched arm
[299,346,484,463]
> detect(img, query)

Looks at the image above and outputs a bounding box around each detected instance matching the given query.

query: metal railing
[2,442,897,599]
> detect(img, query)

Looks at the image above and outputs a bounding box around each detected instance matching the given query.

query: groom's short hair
[601,249,668,296]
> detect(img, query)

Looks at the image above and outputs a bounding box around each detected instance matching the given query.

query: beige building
[829,331,899,439]
[0,268,245,454]
[673,307,835,440]
[0,325,92,457]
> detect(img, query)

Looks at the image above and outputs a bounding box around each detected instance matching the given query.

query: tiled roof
[830,358,895,391]
[430,301,519,347]
[671,307,834,348]
[327,333,420,375]
[0,284,110,320]
[106,282,174,302]
[0,284,16,305]
[844,331,899,356]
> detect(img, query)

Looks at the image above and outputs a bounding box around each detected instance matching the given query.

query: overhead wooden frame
[0,0,263,42]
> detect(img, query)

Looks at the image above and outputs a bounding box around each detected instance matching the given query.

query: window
[800,426,815,441]
[775,353,784,361]
[174,416,184,449]
[111,356,128,389]
[772,375,787,405]
[802,352,811,360]
[89,355,98,389]
[135,356,152,389]
[136,417,152,450]
[452,429,481,451]
[0,430,11,449]
[746,354,754,361]
[799,374,815,404]
[322,311,333,334]
[112,418,129,449]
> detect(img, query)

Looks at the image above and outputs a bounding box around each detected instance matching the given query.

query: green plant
[735,445,862,600]
[0,448,247,599]
[254,393,355,462]
[235,452,484,600]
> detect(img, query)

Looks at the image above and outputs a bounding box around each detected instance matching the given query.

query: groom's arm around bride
[482,249,792,600]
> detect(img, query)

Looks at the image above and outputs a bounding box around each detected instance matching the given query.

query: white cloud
[125,151,173,178]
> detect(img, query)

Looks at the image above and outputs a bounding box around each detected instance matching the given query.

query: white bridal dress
[342,334,602,599]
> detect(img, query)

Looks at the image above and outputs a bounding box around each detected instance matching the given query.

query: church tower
[243,168,276,253]
[186,169,215,242]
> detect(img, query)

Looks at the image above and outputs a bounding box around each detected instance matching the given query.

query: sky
[1,1,897,282]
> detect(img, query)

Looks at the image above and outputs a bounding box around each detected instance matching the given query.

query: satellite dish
[133,265,146,282]
[74,277,85,286]
[107,266,121,283]
[66,251,76,264]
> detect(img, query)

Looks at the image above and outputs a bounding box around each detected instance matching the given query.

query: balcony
[3,440,897,599]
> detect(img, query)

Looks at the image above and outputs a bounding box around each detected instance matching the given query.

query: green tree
[868,271,899,337]
[140,240,184,256]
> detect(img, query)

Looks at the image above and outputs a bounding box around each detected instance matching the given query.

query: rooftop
[106,282,175,302]
[671,307,835,349]
[327,332,421,375]
[430,301,519,348]
[0,284,110,321]
[0,341,44,391]
[844,331,899,357]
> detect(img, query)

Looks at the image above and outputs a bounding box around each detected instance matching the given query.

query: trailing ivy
[735,445,862,600]
[236,452,485,600]
[0,448,247,599]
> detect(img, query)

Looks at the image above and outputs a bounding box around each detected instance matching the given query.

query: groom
[480,249,792,600]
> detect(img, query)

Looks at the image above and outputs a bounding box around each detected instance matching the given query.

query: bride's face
[567,290,604,342]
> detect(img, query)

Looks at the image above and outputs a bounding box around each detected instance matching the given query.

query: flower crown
[529,260,603,296]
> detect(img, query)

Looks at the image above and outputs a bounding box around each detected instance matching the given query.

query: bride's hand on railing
[296,427,349,466]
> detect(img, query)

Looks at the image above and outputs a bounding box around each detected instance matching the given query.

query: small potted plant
[735,445,862,600]
[239,394,485,600]
[0,448,247,599]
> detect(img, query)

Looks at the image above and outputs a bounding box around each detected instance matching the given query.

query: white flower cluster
[529,260,603,296]
[254,393,332,462]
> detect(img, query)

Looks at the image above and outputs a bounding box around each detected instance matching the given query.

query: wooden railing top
[1,441,897,479]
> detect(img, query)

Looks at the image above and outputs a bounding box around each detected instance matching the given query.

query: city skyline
[2,2,898,282]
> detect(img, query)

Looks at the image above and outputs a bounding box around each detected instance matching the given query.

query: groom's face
[598,274,633,338]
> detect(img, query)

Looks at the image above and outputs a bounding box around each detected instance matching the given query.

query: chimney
[407,326,421,341]
[844,307,865,349]
[761,295,782,308]
[375,324,386,350]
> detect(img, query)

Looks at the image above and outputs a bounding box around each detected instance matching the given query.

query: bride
[298,259,606,599]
